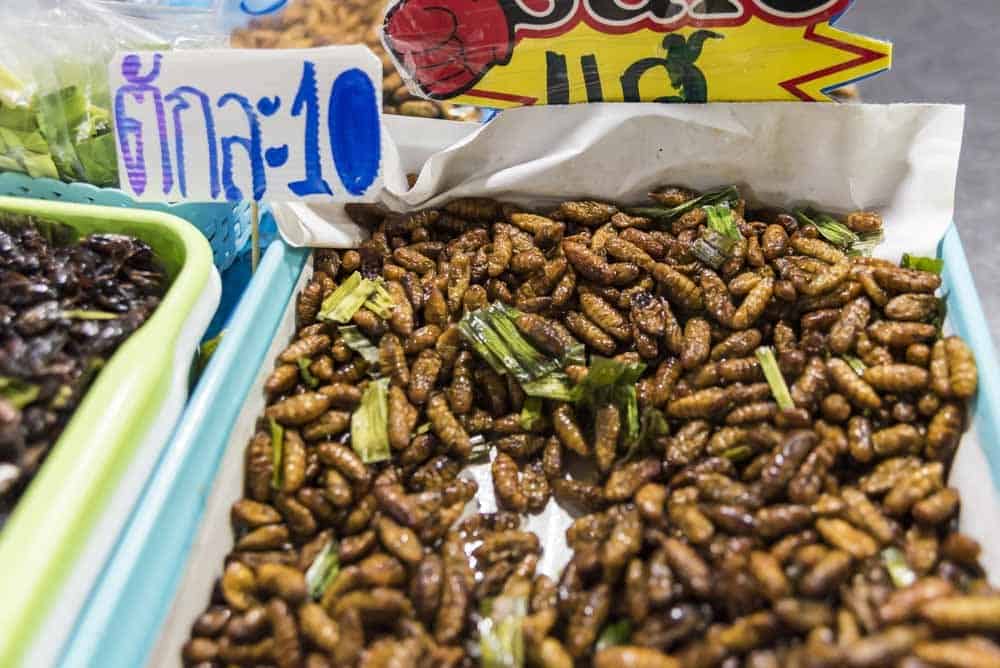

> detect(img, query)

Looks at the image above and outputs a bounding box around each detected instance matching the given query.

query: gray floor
[839,1,1000,345]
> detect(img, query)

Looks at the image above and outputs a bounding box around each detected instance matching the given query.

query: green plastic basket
[0,197,220,667]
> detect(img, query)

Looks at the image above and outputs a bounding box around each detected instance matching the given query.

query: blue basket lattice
[0,173,250,272]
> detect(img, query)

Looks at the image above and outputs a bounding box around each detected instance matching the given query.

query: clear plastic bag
[0,0,226,187]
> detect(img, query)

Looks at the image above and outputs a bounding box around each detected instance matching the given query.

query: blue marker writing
[218,93,266,202]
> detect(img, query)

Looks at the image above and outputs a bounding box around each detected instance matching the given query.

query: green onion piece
[479,595,527,668]
[795,210,859,249]
[59,309,119,320]
[416,422,431,435]
[849,230,885,257]
[843,355,867,376]
[269,417,284,490]
[691,237,727,269]
[901,254,944,275]
[596,619,632,651]
[318,272,377,323]
[562,342,587,368]
[520,397,544,431]
[364,282,394,319]
[722,445,753,462]
[520,373,575,401]
[628,185,739,222]
[705,204,742,241]
[882,547,917,588]
[197,331,225,374]
[48,384,74,411]
[459,303,568,396]
[338,325,380,366]
[755,347,793,411]
[572,356,647,456]
[622,407,670,462]
[0,376,40,409]
[351,377,391,464]
[305,537,340,600]
[297,357,320,389]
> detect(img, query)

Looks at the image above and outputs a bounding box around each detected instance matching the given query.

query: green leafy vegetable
[849,231,885,257]
[305,537,340,600]
[351,378,391,464]
[459,303,573,399]
[843,355,867,376]
[338,325,380,366]
[0,376,40,409]
[59,309,119,320]
[755,347,793,411]
[520,373,575,401]
[297,357,320,389]
[572,356,647,453]
[795,210,859,248]
[882,547,916,588]
[364,282,394,319]
[628,185,740,222]
[705,204,742,241]
[269,417,284,490]
[520,397,544,431]
[901,254,944,275]
[317,272,387,324]
[596,620,632,651]
[722,445,753,462]
[196,331,225,374]
[622,407,670,462]
[479,595,527,668]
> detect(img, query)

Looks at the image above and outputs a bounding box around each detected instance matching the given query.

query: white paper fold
[277,103,965,261]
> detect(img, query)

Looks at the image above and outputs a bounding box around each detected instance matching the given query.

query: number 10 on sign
[109,46,383,203]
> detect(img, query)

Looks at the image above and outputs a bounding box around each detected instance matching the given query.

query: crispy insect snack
[184,189,997,666]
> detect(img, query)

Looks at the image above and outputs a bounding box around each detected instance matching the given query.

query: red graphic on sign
[384,0,515,98]
[382,0,854,100]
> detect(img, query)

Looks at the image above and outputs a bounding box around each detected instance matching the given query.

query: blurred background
[839,1,1000,343]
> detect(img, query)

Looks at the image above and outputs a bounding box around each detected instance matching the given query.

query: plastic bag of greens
[0,0,226,187]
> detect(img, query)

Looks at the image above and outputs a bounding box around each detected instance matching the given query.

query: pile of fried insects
[183,186,999,668]
[0,217,166,522]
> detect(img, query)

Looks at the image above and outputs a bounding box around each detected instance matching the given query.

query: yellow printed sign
[382,0,892,106]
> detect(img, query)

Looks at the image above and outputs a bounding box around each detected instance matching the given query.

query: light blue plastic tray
[0,173,249,272]
[57,226,1000,667]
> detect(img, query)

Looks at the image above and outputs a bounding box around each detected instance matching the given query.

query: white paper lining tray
[61,106,1000,667]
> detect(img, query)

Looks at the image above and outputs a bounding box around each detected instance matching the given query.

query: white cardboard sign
[108,46,383,203]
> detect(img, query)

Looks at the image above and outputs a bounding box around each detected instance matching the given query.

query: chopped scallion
[269,417,284,490]
[755,347,793,411]
[318,272,386,323]
[297,357,319,389]
[479,595,527,668]
[596,619,632,651]
[350,378,391,464]
[520,397,543,431]
[882,547,916,588]
[843,355,867,376]
[305,537,340,600]
[338,325,380,366]
[0,376,40,409]
[901,254,944,275]
[627,185,739,222]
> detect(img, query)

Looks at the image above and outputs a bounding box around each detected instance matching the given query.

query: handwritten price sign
[108,46,382,202]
